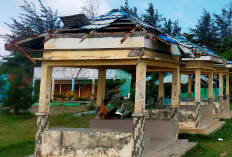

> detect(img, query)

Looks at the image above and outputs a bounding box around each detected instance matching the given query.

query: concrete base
[179,119,225,134]
[214,100,232,119]
[90,119,181,155]
[145,140,197,157]
[41,128,133,157]
[214,111,232,119]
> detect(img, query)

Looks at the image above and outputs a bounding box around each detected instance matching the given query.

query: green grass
[0,110,94,157]
[181,118,232,157]
[1,104,232,157]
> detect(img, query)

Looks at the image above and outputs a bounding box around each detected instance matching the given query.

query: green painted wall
[115,70,131,97]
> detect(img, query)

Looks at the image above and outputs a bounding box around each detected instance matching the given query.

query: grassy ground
[1,104,232,157]
[0,108,93,157]
[181,102,232,157]
[181,118,232,157]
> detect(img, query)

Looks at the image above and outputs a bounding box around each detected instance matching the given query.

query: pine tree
[162,19,181,36]
[1,0,61,42]
[214,2,232,39]
[172,20,181,36]
[0,0,61,77]
[142,2,164,29]
[120,0,138,17]
[190,9,218,49]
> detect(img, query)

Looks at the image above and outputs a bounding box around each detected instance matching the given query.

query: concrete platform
[214,111,232,119]
[146,140,197,157]
[179,119,225,134]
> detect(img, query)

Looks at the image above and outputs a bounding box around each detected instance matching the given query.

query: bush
[86,103,95,111]
[76,97,89,101]
[2,70,34,114]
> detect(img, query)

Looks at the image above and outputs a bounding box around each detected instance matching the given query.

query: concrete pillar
[171,68,180,108]
[34,62,52,157]
[226,74,230,100]
[219,73,224,96]
[95,69,106,119]
[132,60,146,157]
[91,78,95,101]
[170,68,180,139]
[38,63,52,113]
[219,73,224,102]
[188,75,192,100]
[208,72,213,118]
[158,73,164,107]
[51,79,55,102]
[195,70,201,102]
[194,69,201,127]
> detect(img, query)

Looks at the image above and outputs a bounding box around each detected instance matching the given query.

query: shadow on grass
[0,140,34,157]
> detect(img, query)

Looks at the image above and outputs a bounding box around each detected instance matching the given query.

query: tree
[0,0,61,77]
[172,20,182,36]
[215,35,232,60]
[2,70,34,114]
[162,18,181,36]
[214,2,232,39]
[120,0,138,17]
[142,2,164,29]
[1,0,61,42]
[190,9,218,49]
[80,0,100,19]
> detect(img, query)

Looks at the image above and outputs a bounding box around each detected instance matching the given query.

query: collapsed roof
[4,11,227,64]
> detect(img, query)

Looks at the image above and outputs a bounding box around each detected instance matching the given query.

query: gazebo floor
[179,119,225,134]
[214,111,232,119]
[144,139,196,157]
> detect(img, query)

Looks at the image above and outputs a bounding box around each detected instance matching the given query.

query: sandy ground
[29,105,87,114]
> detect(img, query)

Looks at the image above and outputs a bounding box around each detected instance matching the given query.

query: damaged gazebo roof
[4,11,227,65]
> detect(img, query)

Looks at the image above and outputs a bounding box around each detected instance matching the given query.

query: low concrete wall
[89,119,177,140]
[41,128,132,157]
[222,100,230,113]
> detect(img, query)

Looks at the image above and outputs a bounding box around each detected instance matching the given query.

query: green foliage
[76,97,89,101]
[1,0,61,42]
[190,9,218,50]
[86,103,96,111]
[2,70,34,114]
[1,0,61,78]
[119,0,138,17]
[214,35,232,60]
[163,19,181,36]
[214,3,232,39]
[142,2,164,29]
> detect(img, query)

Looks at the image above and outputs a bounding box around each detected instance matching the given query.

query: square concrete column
[219,73,224,96]
[95,69,106,119]
[226,74,230,100]
[219,73,224,102]
[158,73,164,107]
[171,68,180,108]
[208,72,213,118]
[132,60,146,157]
[188,75,192,100]
[91,78,95,102]
[170,68,180,121]
[34,62,52,157]
[51,79,55,102]
[194,69,201,127]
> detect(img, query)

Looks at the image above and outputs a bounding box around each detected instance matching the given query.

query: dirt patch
[30,105,87,114]
[220,150,231,157]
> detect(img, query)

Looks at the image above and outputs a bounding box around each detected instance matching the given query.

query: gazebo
[5,11,218,156]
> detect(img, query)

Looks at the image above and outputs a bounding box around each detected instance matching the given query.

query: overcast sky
[0,0,231,58]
